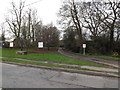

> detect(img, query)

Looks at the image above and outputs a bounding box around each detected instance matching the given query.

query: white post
[83,44,86,55]
[83,48,85,55]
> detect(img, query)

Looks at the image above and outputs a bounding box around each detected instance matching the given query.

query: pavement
[1,57,118,73]
[1,63,119,88]
[1,57,119,77]
[58,49,119,68]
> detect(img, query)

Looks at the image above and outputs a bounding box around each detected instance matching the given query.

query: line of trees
[1,0,120,55]
[58,0,120,55]
[4,1,60,49]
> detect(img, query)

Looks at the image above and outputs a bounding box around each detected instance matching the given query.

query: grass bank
[1,48,109,67]
[2,58,102,72]
[64,49,120,60]
[87,54,120,60]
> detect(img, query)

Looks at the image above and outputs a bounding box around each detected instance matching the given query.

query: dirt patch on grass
[28,48,58,54]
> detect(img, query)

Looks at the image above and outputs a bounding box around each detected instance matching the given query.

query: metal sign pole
[83,48,85,55]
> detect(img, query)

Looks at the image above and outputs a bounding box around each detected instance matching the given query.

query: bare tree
[6,0,25,47]
[70,0,83,51]
[81,2,106,41]
[0,23,6,42]
[58,0,83,52]
[42,24,60,50]
[58,0,120,54]
[115,7,120,41]
[26,8,42,47]
[95,1,120,53]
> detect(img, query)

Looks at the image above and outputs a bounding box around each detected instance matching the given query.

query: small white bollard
[83,44,86,55]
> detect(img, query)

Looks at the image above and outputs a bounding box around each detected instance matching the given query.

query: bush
[112,52,119,57]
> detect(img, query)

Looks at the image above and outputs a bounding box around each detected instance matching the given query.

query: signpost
[83,44,86,55]
[10,42,13,48]
[38,42,43,48]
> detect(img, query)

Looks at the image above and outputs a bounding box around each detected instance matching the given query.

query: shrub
[112,52,119,57]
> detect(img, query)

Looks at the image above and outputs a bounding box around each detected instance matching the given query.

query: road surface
[1,63,119,88]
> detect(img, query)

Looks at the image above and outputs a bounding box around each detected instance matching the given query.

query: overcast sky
[0,0,117,26]
[0,0,63,27]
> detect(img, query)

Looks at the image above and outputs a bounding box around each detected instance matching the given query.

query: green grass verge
[66,50,120,60]
[2,58,102,72]
[87,54,120,60]
[1,48,108,67]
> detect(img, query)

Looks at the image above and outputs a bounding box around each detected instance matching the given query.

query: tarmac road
[1,63,118,88]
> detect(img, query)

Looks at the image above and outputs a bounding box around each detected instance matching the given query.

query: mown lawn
[87,54,120,60]
[62,50,120,60]
[1,48,109,67]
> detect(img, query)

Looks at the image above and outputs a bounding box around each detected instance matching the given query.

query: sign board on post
[83,44,86,48]
[83,44,86,55]
[10,42,13,47]
[38,42,43,48]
